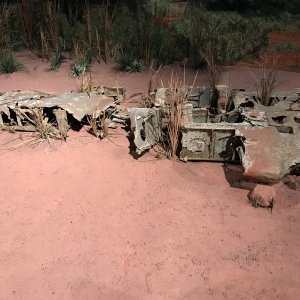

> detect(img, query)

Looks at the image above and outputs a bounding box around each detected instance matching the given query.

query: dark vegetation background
[0,0,299,74]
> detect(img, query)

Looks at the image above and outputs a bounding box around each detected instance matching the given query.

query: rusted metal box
[180,124,241,162]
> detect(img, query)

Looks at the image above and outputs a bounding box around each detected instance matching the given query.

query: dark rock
[248,184,276,208]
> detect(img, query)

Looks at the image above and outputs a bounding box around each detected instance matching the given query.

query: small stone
[248,184,276,208]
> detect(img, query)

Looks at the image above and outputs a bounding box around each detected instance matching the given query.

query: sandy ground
[0,53,300,300]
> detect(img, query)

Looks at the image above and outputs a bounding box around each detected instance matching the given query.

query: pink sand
[0,52,300,299]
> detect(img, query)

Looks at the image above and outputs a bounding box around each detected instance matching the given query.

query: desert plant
[202,51,220,88]
[164,72,188,159]
[255,55,279,106]
[0,3,12,49]
[0,3,21,50]
[59,13,86,54]
[87,111,110,139]
[115,54,145,73]
[71,48,92,77]
[87,2,117,63]
[111,4,181,67]
[77,70,94,94]
[19,0,34,49]
[41,0,60,51]
[148,62,163,94]
[33,0,62,59]
[181,7,269,66]
[84,0,93,50]
[110,6,140,62]
[48,49,65,71]
[14,107,65,141]
[0,50,21,74]
[71,59,90,77]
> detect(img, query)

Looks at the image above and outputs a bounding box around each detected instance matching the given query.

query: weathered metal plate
[128,108,162,155]
[0,91,115,121]
[180,126,239,162]
[237,127,300,183]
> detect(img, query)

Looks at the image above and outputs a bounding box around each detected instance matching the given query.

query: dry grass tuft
[201,51,220,89]
[0,107,67,152]
[147,62,163,95]
[253,54,279,106]
[14,107,65,140]
[19,0,34,49]
[87,111,110,139]
[0,3,15,49]
[77,70,94,94]
[164,72,189,159]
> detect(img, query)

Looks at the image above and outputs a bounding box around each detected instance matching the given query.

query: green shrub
[70,49,92,77]
[71,59,90,77]
[287,13,300,31]
[48,49,65,71]
[180,8,269,65]
[0,50,22,74]
[115,54,145,73]
[0,3,23,51]
[0,2,279,71]
[154,24,188,65]
[189,51,207,69]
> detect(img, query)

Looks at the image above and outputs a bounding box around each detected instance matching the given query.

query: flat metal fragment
[53,109,68,139]
[128,108,162,154]
[237,127,300,183]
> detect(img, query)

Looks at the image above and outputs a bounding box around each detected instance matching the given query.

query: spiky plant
[48,49,65,71]
[0,50,22,74]
[71,48,92,77]
[256,55,279,106]
[71,60,89,77]
[115,55,145,73]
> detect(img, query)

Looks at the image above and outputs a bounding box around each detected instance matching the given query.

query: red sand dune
[0,53,300,299]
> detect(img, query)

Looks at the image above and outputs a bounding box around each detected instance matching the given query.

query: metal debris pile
[128,86,300,183]
[0,86,125,140]
[1,84,300,183]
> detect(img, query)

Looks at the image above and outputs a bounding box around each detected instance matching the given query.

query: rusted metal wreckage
[0,85,300,184]
[0,86,125,140]
[128,86,300,184]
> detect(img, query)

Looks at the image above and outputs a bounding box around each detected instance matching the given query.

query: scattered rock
[248,184,276,208]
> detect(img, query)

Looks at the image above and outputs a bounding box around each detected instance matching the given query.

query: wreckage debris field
[0,55,300,300]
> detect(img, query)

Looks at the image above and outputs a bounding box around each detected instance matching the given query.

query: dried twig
[86,111,110,139]
[77,70,94,95]
[251,54,279,106]
[164,71,189,159]
[13,107,66,141]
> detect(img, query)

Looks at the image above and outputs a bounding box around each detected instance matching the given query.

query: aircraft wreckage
[128,86,300,184]
[0,86,125,139]
[0,86,299,184]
